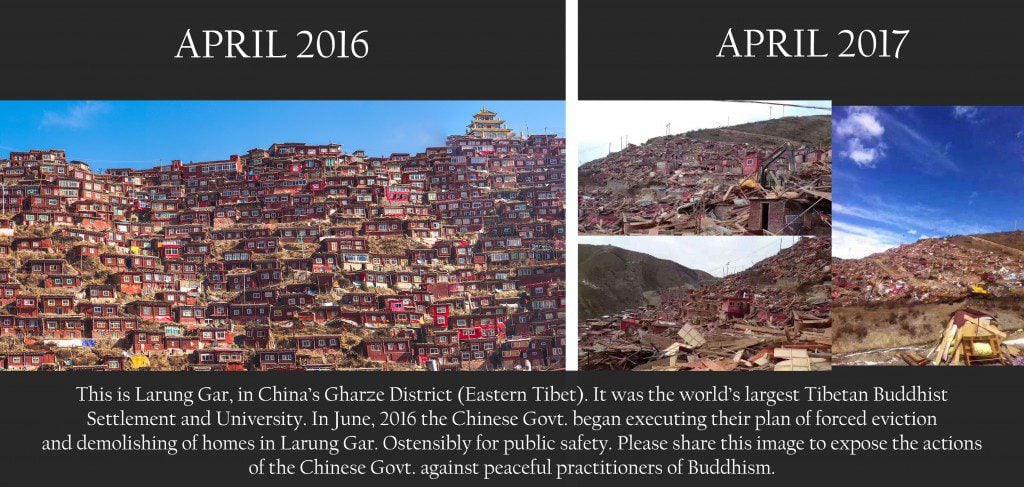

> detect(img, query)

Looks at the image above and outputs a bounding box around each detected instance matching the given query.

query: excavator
[739,144,792,191]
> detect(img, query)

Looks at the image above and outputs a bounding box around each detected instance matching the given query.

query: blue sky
[0,101,564,170]
[833,106,1024,259]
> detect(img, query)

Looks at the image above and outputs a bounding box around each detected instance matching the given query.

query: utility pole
[666,122,671,135]
[608,142,612,154]
[769,106,773,119]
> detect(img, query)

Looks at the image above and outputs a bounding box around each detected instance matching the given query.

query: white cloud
[845,137,885,166]
[832,221,904,259]
[889,117,959,172]
[834,198,994,240]
[953,106,980,120]
[907,229,917,235]
[834,107,886,167]
[41,101,110,129]
[835,106,959,172]
[835,110,884,138]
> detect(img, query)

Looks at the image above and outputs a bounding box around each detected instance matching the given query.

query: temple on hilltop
[466,108,515,139]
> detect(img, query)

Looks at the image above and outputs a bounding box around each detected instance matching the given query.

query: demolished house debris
[0,109,566,371]
[579,126,831,236]
[579,236,832,371]
[832,232,1024,366]
[832,236,1024,307]
[909,309,1021,366]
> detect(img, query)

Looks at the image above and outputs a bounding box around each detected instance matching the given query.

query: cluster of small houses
[0,109,567,371]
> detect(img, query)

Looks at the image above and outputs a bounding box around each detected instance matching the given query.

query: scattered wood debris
[579,237,832,371]
[579,126,831,236]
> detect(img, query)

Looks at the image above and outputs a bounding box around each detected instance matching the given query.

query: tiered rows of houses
[0,109,566,371]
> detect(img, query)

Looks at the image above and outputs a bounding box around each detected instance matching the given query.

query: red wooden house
[244,324,271,348]
[11,237,53,251]
[741,151,763,177]
[722,291,754,319]
[162,334,200,354]
[173,305,207,326]
[196,326,234,348]
[228,303,271,323]
[78,302,119,317]
[0,351,56,370]
[363,337,414,363]
[294,334,344,351]
[44,274,82,289]
[192,347,245,371]
[86,317,139,339]
[23,259,70,275]
[39,294,75,315]
[253,349,298,370]
[124,330,165,353]
[311,253,339,272]
[84,284,117,301]
[42,315,86,339]
[125,300,173,322]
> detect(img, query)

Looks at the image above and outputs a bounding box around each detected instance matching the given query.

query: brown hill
[580,114,831,168]
[578,244,718,319]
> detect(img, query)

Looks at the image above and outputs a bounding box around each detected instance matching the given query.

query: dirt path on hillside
[869,256,924,287]
[968,235,1024,258]
[716,128,802,146]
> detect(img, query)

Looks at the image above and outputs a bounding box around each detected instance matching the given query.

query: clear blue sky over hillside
[833,106,1024,259]
[0,101,565,170]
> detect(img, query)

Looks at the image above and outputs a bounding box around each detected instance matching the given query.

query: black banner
[0,0,565,99]
[580,0,1024,103]
[0,369,1011,485]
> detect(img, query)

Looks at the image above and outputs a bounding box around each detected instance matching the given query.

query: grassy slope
[578,244,718,319]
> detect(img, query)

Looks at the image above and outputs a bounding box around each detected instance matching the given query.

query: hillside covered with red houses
[0,109,566,371]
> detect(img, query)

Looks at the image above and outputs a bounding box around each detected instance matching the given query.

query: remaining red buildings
[722,291,754,319]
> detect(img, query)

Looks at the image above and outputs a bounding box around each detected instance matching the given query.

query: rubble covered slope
[578,244,717,320]
[832,233,1024,307]
[831,232,1024,358]
[579,237,832,371]
[579,115,832,236]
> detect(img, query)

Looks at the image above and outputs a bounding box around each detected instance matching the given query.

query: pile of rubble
[579,237,832,371]
[578,133,831,236]
[833,236,1024,307]
[901,308,1023,366]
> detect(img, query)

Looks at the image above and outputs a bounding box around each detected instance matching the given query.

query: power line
[712,236,802,277]
[723,100,832,112]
